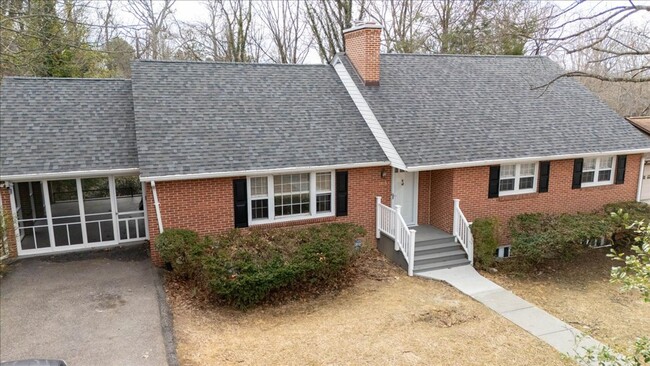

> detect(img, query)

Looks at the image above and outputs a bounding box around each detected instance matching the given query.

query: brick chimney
[343,21,382,86]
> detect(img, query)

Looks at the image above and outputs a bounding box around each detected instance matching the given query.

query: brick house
[1,22,648,275]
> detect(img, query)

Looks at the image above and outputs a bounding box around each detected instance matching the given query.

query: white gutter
[1,168,140,182]
[407,148,650,172]
[140,161,390,182]
[332,55,406,170]
[637,156,646,202]
[150,181,164,234]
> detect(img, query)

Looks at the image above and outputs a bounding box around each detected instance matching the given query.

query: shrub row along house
[1,22,649,275]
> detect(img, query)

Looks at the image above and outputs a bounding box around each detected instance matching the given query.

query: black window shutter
[335,171,348,217]
[233,178,248,228]
[572,158,584,189]
[488,166,500,198]
[538,161,551,193]
[615,155,627,184]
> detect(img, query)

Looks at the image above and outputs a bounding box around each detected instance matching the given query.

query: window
[250,177,269,219]
[248,172,334,223]
[581,156,614,187]
[499,162,537,195]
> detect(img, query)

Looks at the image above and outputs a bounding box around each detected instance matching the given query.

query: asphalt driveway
[0,245,174,366]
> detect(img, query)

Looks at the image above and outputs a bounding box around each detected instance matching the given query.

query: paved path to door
[419,265,605,361]
[0,245,175,366]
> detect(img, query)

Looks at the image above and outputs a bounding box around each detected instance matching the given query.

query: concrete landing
[419,265,606,362]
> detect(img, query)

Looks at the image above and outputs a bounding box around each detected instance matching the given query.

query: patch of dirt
[484,248,650,352]
[166,251,570,366]
[91,292,126,311]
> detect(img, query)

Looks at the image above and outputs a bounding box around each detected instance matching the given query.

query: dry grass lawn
[167,253,569,366]
[483,248,650,352]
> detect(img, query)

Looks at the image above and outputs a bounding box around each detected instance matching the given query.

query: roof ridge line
[332,56,407,170]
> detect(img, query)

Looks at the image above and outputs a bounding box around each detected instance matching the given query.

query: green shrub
[604,202,650,246]
[155,228,209,278]
[197,223,364,309]
[509,212,610,265]
[471,217,499,268]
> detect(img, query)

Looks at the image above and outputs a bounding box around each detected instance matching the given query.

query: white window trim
[246,171,336,225]
[498,162,538,196]
[581,156,615,188]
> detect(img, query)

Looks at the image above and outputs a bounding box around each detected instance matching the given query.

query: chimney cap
[343,21,383,34]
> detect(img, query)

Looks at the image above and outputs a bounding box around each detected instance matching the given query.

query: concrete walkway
[418,265,605,361]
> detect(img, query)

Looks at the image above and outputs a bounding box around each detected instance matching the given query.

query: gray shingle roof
[341,54,650,168]
[131,60,387,178]
[0,77,138,178]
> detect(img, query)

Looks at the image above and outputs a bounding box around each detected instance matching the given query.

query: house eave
[140,161,391,182]
[1,168,140,182]
[406,148,650,172]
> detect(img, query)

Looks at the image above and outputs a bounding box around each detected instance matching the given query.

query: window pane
[598,170,611,182]
[583,158,597,171]
[600,157,613,169]
[519,177,534,190]
[251,199,268,220]
[500,165,515,178]
[499,178,515,191]
[273,174,311,217]
[316,194,331,212]
[250,177,268,197]
[316,172,331,192]
[520,163,536,176]
[581,171,595,183]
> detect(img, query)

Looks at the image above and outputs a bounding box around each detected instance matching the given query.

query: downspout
[150,181,164,234]
[637,157,646,202]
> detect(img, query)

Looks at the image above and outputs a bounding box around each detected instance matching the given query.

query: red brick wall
[344,26,381,86]
[145,166,392,266]
[419,154,642,243]
[0,187,18,258]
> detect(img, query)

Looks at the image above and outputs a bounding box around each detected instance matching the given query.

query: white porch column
[394,204,401,251]
[375,196,381,239]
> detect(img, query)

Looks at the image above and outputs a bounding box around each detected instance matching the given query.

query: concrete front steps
[413,231,470,273]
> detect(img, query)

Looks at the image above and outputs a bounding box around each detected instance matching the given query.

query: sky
[107,0,650,65]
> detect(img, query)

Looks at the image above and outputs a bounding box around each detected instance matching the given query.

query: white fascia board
[139,161,390,182]
[407,148,650,172]
[1,168,140,182]
[332,57,407,171]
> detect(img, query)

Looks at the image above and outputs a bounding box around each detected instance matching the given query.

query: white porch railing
[452,199,474,265]
[376,196,416,276]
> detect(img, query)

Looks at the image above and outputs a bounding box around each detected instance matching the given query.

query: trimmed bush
[471,217,499,268]
[160,223,365,309]
[509,212,610,265]
[155,228,209,278]
[205,223,365,309]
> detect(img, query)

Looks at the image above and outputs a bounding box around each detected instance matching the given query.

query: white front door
[392,170,418,226]
[642,162,650,203]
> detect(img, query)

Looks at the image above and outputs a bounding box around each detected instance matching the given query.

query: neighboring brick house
[1,22,648,274]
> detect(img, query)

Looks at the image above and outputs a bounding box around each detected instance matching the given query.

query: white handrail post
[452,199,460,237]
[408,229,416,276]
[375,196,381,239]
[394,205,402,251]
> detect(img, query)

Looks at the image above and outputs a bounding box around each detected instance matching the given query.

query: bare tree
[255,0,310,64]
[536,1,650,83]
[305,0,367,63]
[366,0,430,53]
[125,0,175,60]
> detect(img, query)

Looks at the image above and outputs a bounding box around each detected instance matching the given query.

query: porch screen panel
[114,176,146,241]
[82,177,114,243]
[15,181,51,250]
[48,179,83,246]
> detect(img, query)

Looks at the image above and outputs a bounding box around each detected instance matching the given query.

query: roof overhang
[406,148,650,172]
[1,168,140,182]
[626,116,650,135]
[140,161,390,182]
